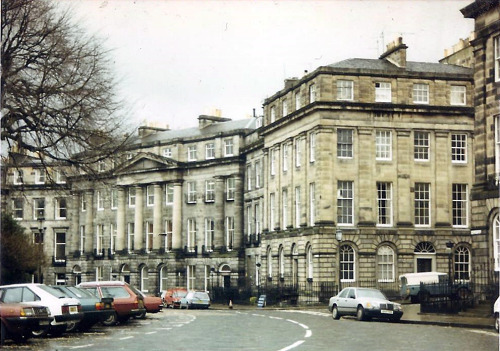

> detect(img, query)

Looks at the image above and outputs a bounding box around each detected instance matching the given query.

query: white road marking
[70,345,94,349]
[278,340,305,351]
[119,336,134,340]
[269,316,283,320]
[305,330,312,338]
[145,331,157,335]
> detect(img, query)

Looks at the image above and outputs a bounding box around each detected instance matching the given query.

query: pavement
[210,302,496,330]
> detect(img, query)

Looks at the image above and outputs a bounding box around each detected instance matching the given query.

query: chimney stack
[379,36,408,68]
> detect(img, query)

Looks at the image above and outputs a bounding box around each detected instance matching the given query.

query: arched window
[140,265,149,292]
[278,246,285,280]
[121,264,131,284]
[291,244,299,286]
[73,265,82,285]
[339,245,355,282]
[494,214,500,271]
[454,246,470,281]
[377,245,395,282]
[306,245,313,280]
[267,247,273,279]
[159,266,168,291]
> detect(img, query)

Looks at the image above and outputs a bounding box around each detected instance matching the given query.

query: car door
[336,288,350,314]
[344,288,358,315]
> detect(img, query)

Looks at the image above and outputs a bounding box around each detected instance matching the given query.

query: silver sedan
[328,287,403,322]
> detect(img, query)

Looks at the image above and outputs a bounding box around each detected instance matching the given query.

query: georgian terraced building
[5,37,486,298]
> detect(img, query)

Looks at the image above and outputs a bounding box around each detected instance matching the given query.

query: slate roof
[129,117,258,145]
[326,58,472,76]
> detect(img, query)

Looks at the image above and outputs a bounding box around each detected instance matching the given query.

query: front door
[417,258,432,272]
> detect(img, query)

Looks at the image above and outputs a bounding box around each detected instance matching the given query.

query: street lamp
[210,267,215,297]
[336,229,343,292]
[256,262,261,297]
[36,214,45,283]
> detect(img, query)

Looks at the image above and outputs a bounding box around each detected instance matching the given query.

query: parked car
[328,287,403,322]
[180,291,210,309]
[50,286,114,331]
[132,289,162,319]
[494,296,499,331]
[0,302,52,345]
[399,272,471,303]
[161,288,188,308]
[0,284,83,337]
[77,281,145,326]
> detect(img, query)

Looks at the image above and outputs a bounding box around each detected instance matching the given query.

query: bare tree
[1,0,131,172]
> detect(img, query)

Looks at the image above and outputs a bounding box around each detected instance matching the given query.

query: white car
[494,297,499,331]
[180,291,210,309]
[0,283,83,336]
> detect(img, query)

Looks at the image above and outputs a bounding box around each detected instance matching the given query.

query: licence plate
[381,310,393,314]
[69,306,78,314]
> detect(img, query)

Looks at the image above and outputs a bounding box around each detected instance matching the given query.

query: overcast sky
[66,0,474,130]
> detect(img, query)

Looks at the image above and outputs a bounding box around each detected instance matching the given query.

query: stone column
[85,191,94,253]
[172,182,183,249]
[215,177,225,248]
[134,186,144,251]
[153,183,163,250]
[357,128,374,225]
[70,192,80,253]
[116,187,126,251]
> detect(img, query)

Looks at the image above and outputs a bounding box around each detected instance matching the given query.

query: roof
[326,58,472,76]
[129,117,258,146]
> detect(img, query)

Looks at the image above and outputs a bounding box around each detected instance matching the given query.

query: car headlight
[366,302,379,309]
[394,304,402,311]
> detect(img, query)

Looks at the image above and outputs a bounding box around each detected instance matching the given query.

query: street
[2,308,499,351]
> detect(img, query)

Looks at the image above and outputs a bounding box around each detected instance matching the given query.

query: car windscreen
[38,284,68,298]
[100,286,130,298]
[67,287,96,299]
[356,289,387,300]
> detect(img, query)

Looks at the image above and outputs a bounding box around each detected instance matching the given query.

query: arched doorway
[414,242,436,272]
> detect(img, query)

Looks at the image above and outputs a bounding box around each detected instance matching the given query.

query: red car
[77,281,145,326]
[132,289,162,319]
[161,288,187,308]
[0,302,52,345]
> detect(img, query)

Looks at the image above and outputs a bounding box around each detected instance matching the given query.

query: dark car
[77,281,145,326]
[50,286,114,331]
[0,302,52,345]
[328,287,403,322]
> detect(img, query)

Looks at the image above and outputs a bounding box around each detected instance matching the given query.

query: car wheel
[135,311,147,320]
[31,326,50,338]
[65,322,78,332]
[356,306,366,321]
[332,305,341,320]
[102,312,118,326]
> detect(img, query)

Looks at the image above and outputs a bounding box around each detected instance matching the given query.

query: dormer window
[34,169,46,184]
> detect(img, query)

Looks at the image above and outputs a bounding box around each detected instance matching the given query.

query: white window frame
[309,133,316,163]
[255,202,261,235]
[309,84,316,103]
[33,198,45,220]
[226,178,235,200]
[110,223,117,254]
[295,91,301,110]
[187,219,196,252]
[128,188,136,208]
[376,130,392,161]
[452,184,468,228]
[205,180,215,202]
[414,183,431,227]
[377,246,395,282]
[454,246,471,281]
[451,133,467,164]
[81,194,87,212]
[337,181,354,226]
[270,106,276,123]
[188,145,197,161]
[13,170,23,185]
[225,216,234,250]
[282,189,288,229]
[413,83,429,104]
[376,182,393,227]
[13,198,23,220]
[34,169,46,184]
[309,183,315,227]
[270,193,276,231]
[96,224,104,255]
[493,215,500,271]
[187,181,197,203]
[375,82,391,102]
[54,232,66,262]
[414,131,430,162]
[282,98,288,116]
[495,36,500,82]
[146,185,154,207]
[339,245,355,282]
[337,129,353,158]
[295,138,302,168]
[166,184,174,204]
[140,265,149,292]
[97,190,104,210]
[55,197,67,220]
[279,246,285,279]
[110,189,118,209]
[164,219,173,252]
[224,138,234,157]
[450,85,466,106]
[247,205,252,236]
[204,218,214,251]
[146,221,154,253]
[205,142,215,159]
[255,161,261,188]
[337,80,353,101]
[187,265,196,290]
[306,245,313,279]
[283,143,289,172]
[79,225,86,254]
[56,170,66,184]
[247,164,252,191]
[127,222,135,252]
[267,247,273,279]
[270,149,276,176]
[496,116,500,177]
[163,147,172,157]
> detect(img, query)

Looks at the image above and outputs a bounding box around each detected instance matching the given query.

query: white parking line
[269,316,283,320]
[278,340,305,351]
[119,336,134,340]
[145,331,157,335]
[305,330,312,338]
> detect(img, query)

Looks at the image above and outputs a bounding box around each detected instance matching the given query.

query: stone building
[4,37,481,299]
[461,0,500,272]
[256,38,475,292]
